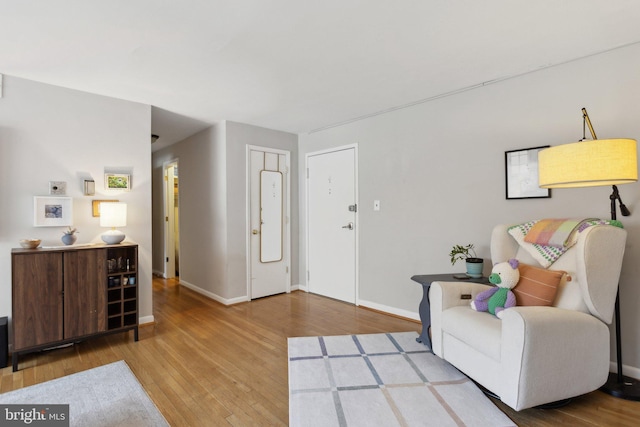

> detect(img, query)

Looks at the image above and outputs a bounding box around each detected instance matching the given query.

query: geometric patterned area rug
[0,360,169,427]
[289,332,515,427]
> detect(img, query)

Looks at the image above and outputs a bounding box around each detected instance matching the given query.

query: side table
[411,274,490,348]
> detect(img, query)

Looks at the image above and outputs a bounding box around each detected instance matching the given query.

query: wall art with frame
[505,146,551,200]
[34,196,73,227]
[105,173,131,191]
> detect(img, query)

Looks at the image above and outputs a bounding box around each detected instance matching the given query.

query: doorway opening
[164,160,180,279]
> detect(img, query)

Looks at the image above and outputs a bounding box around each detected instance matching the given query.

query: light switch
[373,200,380,211]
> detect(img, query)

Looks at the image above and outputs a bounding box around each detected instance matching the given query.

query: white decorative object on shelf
[100,203,127,244]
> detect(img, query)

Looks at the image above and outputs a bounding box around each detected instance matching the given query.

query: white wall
[152,124,229,300]
[299,43,640,376]
[151,121,298,302]
[0,75,153,327]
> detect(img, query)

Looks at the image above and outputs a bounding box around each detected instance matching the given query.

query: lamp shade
[100,202,127,227]
[538,138,638,188]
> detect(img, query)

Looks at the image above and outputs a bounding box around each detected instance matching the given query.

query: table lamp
[100,202,127,244]
[538,108,639,400]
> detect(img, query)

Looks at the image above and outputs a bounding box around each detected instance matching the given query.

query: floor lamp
[538,108,640,400]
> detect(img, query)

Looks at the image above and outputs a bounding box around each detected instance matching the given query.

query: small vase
[465,258,484,278]
[61,234,77,245]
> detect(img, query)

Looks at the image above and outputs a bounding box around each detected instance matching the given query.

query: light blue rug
[288,331,515,427]
[0,361,169,427]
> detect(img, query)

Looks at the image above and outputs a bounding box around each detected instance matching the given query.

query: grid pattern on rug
[288,332,515,427]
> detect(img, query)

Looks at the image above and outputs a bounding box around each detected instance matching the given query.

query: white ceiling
[2,1,640,148]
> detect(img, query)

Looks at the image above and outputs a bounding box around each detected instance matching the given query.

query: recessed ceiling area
[2,1,640,147]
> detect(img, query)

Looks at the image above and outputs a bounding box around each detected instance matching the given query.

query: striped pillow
[513,263,565,306]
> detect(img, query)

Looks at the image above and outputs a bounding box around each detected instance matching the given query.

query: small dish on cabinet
[19,239,41,249]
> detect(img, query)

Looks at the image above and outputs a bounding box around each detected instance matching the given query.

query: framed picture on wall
[34,196,73,227]
[105,173,131,191]
[505,146,551,199]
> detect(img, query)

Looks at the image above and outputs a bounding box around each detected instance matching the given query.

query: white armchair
[429,223,627,411]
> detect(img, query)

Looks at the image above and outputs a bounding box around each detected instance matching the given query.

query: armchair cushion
[513,263,565,306]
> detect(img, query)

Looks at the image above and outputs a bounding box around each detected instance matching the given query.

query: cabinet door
[12,252,64,350]
[64,249,107,338]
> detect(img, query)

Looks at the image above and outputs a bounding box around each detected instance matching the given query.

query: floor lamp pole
[600,185,640,400]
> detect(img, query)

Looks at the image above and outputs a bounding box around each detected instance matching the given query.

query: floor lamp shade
[539,138,637,188]
[100,202,127,244]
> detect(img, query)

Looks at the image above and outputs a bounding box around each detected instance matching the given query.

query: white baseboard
[610,361,640,381]
[139,315,155,325]
[179,279,249,305]
[292,290,419,322]
[177,281,302,303]
[357,299,420,322]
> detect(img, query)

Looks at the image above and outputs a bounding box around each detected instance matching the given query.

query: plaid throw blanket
[508,219,622,267]
[524,218,597,248]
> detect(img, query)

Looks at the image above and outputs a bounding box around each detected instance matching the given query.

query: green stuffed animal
[470,259,519,318]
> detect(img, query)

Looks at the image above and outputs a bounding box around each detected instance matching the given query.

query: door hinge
[166,257,169,262]
[286,266,289,273]
[306,168,309,179]
[348,204,357,212]
[307,270,310,281]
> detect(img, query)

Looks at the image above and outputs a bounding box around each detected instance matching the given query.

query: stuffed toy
[470,259,519,319]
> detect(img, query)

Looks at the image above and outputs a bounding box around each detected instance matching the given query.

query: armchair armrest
[500,306,609,410]
[430,281,492,311]
[429,281,492,356]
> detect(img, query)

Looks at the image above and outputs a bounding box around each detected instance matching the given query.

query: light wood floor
[2,277,639,426]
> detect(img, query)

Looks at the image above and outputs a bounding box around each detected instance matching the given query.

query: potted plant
[61,226,78,245]
[449,243,484,278]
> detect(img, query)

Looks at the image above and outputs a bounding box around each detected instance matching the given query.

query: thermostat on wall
[49,181,67,195]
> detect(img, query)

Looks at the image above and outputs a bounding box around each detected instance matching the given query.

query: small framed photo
[105,173,131,191]
[34,196,73,227]
[505,146,551,199]
[92,199,119,217]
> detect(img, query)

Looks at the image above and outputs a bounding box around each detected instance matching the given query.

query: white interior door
[307,146,357,304]
[248,147,290,299]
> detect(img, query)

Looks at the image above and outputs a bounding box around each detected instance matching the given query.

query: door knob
[341,222,354,230]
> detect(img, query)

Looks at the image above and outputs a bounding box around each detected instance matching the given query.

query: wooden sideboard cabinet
[11,243,139,371]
